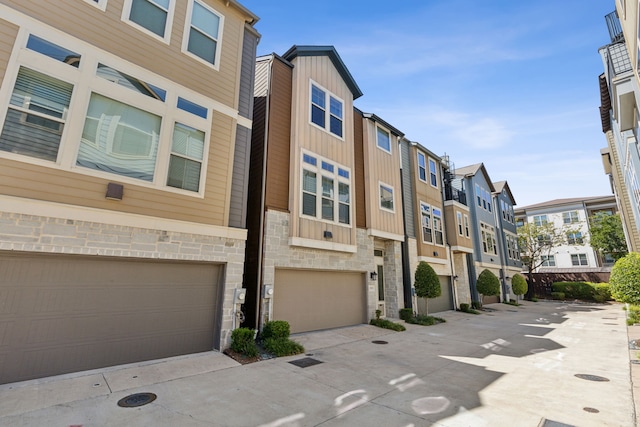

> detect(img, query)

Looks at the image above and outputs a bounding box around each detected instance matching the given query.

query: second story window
[123,0,174,43]
[376,127,391,153]
[301,152,350,225]
[379,183,394,212]
[571,254,588,266]
[464,214,470,237]
[567,231,584,245]
[417,152,426,182]
[563,211,579,224]
[480,222,497,255]
[456,212,463,236]
[433,208,443,245]
[428,158,437,187]
[541,255,555,267]
[533,215,548,226]
[310,82,343,138]
[183,0,223,67]
[421,202,432,243]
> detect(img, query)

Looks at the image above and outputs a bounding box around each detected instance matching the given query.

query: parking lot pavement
[0,301,635,426]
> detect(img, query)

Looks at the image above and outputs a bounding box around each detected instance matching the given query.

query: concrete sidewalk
[0,301,635,426]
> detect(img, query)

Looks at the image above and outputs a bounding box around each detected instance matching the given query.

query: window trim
[428,157,438,188]
[379,181,395,213]
[299,150,351,226]
[376,125,392,154]
[308,80,344,140]
[463,214,470,237]
[420,201,433,244]
[0,28,216,198]
[417,151,427,183]
[541,255,556,267]
[456,211,463,236]
[84,0,108,11]
[571,253,588,266]
[121,0,175,44]
[181,0,225,70]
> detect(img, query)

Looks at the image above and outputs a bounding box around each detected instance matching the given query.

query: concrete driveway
[0,301,635,426]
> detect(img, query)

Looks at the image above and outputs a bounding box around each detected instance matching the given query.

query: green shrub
[230,327,259,358]
[460,303,470,312]
[399,308,414,321]
[551,292,565,300]
[370,318,406,331]
[511,274,528,297]
[263,337,304,357]
[414,261,441,314]
[610,253,640,305]
[471,300,482,310]
[476,269,500,298]
[594,283,612,303]
[406,315,446,326]
[551,282,595,300]
[531,297,538,302]
[261,320,290,340]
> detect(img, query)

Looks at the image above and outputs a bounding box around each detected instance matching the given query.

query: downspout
[255,58,273,331]
[398,140,413,309]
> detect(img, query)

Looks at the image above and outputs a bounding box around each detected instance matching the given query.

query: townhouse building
[451,163,509,304]
[598,4,640,251]
[244,46,409,334]
[0,0,259,384]
[493,181,521,298]
[515,196,619,272]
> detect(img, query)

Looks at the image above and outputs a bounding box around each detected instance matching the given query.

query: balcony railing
[605,10,624,44]
[445,187,467,205]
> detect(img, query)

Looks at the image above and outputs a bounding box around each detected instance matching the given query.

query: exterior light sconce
[433,251,438,256]
[106,182,123,200]
[490,258,494,262]
[370,271,378,281]
[453,275,459,281]
[505,276,511,280]
[323,230,333,239]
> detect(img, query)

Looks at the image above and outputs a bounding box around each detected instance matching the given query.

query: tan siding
[0,19,18,84]
[289,55,356,246]
[2,0,249,107]
[265,58,292,211]
[363,119,404,237]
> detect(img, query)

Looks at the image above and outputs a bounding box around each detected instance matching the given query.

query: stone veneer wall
[0,211,245,349]
[383,239,403,318]
[453,252,471,305]
[262,210,383,320]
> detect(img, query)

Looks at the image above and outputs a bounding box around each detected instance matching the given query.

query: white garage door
[273,269,366,334]
[0,252,221,384]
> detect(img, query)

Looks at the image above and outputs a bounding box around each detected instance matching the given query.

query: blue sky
[240,0,615,207]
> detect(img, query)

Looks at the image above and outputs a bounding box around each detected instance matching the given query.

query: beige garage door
[273,269,366,334]
[416,275,454,315]
[0,252,222,385]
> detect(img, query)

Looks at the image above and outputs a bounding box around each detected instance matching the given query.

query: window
[541,255,556,267]
[506,234,519,260]
[379,183,394,211]
[310,82,343,138]
[421,202,432,243]
[516,218,524,228]
[0,67,73,162]
[123,0,174,42]
[0,32,213,195]
[482,189,487,209]
[563,211,579,224]
[456,212,463,236]
[301,152,350,225]
[84,0,107,10]
[501,200,507,220]
[567,231,584,245]
[183,0,224,67]
[464,214,470,237]
[571,254,588,266]
[417,152,426,182]
[480,222,497,255]
[376,127,391,153]
[428,158,437,187]
[475,184,481,207]
[433,208,443,245]
[533,215,548,226]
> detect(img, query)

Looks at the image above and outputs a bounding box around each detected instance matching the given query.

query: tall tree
[589,212,628,261]
[517,221,577,293]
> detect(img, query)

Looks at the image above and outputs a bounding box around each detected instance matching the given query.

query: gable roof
[517,195,614,211]
[493,180,516,205]
[361,112,404,137]
[455,163,495,192]
[282,45,363,99]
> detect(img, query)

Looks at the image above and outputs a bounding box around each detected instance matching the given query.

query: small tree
[610,252,640,304]
[414,261,441,315]
[476,269,500,303]
[511,273,528,302]
[517,221,578,298]
[589,212,628,261]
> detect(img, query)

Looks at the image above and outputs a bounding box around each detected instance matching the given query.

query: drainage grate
[574,374,610,382]
[631,360,640,364]
[605,323,617,325]
[583,407,600,413]
[289,357,323,368]
[540,419,575,427]
[372,340,388,345]
[117,392,157,408]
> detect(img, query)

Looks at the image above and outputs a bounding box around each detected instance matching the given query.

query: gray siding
[238,27,258,119]
[400,140,415,238]
[467,175,499,265]
[229,125,251,228]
